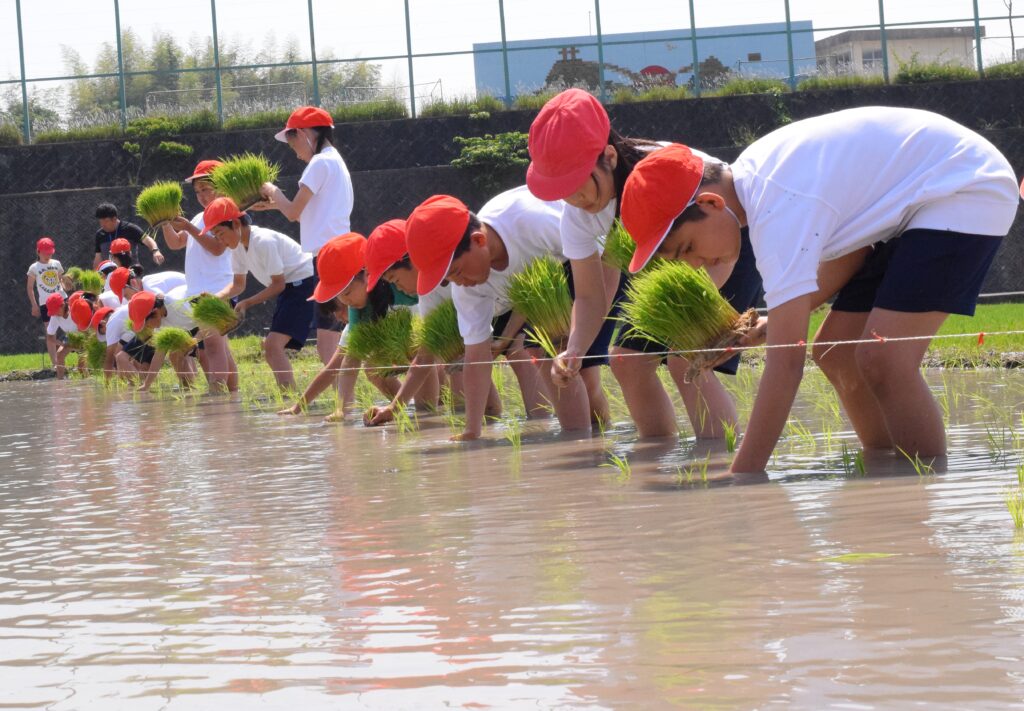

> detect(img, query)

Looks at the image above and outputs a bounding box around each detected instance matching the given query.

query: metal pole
[404,0,416,117]
[211,0,224,125]
[15,0,30,143]
[877,0,890,83]
[972,0,985,75]
[113,0,128,130]
[594,0,606,101]
[783,0,796,89]
[307,0,320,105]
[688,0,701,96]
[498,0,512,107]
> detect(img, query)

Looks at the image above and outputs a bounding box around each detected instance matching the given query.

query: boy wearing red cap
[620,107,1020,477]
[94,203,162,268]
[207,197,315,390]
[26,237,64,326]
[526,88,763,440]
[406,187,617,441]
[253,106,354,363]
[128,289,199,392]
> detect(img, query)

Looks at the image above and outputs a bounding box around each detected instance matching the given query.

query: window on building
[747,52,762,62]
[862,47,885,71]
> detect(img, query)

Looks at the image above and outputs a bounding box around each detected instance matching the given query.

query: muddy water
[1,370,1023,709]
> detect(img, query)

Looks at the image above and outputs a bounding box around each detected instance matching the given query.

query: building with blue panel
[473,22,816,100]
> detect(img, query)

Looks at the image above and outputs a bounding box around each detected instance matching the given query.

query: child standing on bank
[255,106,354,364]
[26,237,64,327]
[619,107,1019,477]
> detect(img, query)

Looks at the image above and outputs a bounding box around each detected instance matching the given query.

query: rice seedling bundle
[135,181,183,228]
[153,327,198,355]
[190,294,239,334]
[506,256,573,352]
[76,270,105,295]
[210,153,280,208]
[64,266,84,286]
[620,260,759,378]
[346,307,415,375]
[413,299,463,363]
[65,331,89,351]
[86,336,107,371]
[602,219,637,274]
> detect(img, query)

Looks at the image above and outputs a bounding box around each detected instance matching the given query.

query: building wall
[473,22,816,98]
[819,36,977,75]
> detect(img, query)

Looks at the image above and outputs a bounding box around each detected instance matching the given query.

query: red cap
[203,197,245,229]
[70,298,93,331]
[110,238,132,255]
[186,159,224,183]
[406,195,471,296]
[310,233,367,303]
[97,260,117,276]
[90,306,114,332]
[275,106,334,142]
[45,292,65,315]
[526,89,610,201]
[364,219,409,291]
[36,237,55,255]
[67,290,85,311]
[109,267,132,301]
[128,291,157,332]
[621,143,705,273]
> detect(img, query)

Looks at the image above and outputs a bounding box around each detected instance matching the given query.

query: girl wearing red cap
[26,237,64,327]
[44,293,78,379]
[619,107,1019,477]
[526,88,763,441]
[254,105,354,365]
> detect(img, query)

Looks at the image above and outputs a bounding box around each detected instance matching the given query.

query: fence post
[877,0,890,83]
[593,0,606,101]
[972,0,985,76]
[498,0,512,107]
[210,0,224,125]
[113,0,128,130]
[688,0,700,96]
[404,0,416,117]
[307,0,320,105]
[783,0,796,88]
[15,0,30,143]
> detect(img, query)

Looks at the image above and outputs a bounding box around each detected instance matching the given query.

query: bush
[332,97,408,123]
[611,85,691,104]
[709,78,790,97]
[985,60,1024,79]
[34,123,123,144]
[511,90,561,111]
[894,58,977,84]
[797,74,887,91]
[419,94,505,118]
[451,131,529,195]
[0,123,22,146]
[222,109,291,131]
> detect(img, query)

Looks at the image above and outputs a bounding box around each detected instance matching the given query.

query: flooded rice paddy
[1,368,1023,709]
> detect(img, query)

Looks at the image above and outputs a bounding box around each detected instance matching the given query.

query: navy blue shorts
[122,336,155,365]
[271,276,316,351]
[311,254,343,332]
[832,229,1004,316]
[613,227,763,375]
[39,303,50,323]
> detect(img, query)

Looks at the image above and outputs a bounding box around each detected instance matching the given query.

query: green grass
[894,60,977,84]
[222,109,291,132]
[34,123,124,144]
[418,94,505,118]
[709,78,790,97]
[0,123,22,146]
[511,91,560,111]
[797,75,887,91]
[611,85,691,104]
[332,98,408,123]
[985,61,1024,80]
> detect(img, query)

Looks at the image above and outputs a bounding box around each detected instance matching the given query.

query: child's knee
[853,344,893,389]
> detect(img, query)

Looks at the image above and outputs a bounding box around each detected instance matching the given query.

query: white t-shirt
[230,225,314,287]
[452,186,566,346]
[106,304,132,347]
[98,290,121,309]
[298,146,354,255]
[560,146,718,260]
[184,213,234,296]
[28,260,64,303]
[161,285,197,330]
[46,313,78,337]
[142,271,187,296]
[731,106,1019,309]
[417,282,451,318]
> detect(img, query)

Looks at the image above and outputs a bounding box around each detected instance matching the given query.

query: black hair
[216,214,252,230]
[606,128,663,213]
[112,251,133,268]
[82,293,97,305]
[450,212,483,261]
[312,125,335,154]
[129,264,145,279]
[386,254,413,272]
[149,296,165,320]
[95,203,118,219]
[365,275,395,322]
[666,162,728,230]
[317,297,342,319]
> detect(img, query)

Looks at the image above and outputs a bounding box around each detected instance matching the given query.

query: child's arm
[254,183,314,222]
[279,348,346,415]
[454,341,492,441]
[26,273,38,316]
[556,255,619,385]
[138,350,167,391]
[729,294,813,476]
[233,274,284,316]
[365,348,436,425]
[217,274,247,301]
[140,234,165,265]
[160,219,190,250]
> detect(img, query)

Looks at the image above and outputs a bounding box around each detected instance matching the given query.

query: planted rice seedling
[507,256,573,356]
[414,299,463,363]
[1005,488,1024,529]
[191,294,240,334]
[840,443,867,477]
[135,181,183,229]
[601,451,632,483]
[210,153,280,209]
[675,453,710,487]
[620,260,758,378]
[346,308,416,375]
[897,447,936,477]
[722,421,737,453]
[502,415,522,449]
[601,219,637,274]
[153,327,197,355]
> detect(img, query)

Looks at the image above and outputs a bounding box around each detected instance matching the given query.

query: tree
[1004,0,1016,59]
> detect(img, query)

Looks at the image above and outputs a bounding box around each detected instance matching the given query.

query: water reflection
[0,370,1021,708]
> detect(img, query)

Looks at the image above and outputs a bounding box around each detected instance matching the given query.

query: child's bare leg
[609,347,677,438]
[411,365,440,410]
[530,347,591,432]
[367,372,402,400]
[264,332,295,390]
[667,357,738,439]
[507,340,549,419]
[854,308,948,457]
[579,366,610,427]
[812,310,892,450]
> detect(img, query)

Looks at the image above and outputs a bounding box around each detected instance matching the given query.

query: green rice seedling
[1017,460,1024,489]
[439,385,465,435]
[391,402,419,435]
[153,327,197,355]
[346,308,415,375]
[86,336,107,371]
[675,453,710,487]
[414,299,463,363]
[507,256,573,351]
[76,270,105,295]
[722,421,737,453]
[65,331,89,351]
[897,447,935,477]
[502,415,522,450]
[601,219,637,274]
[620,260,758,376]
[190,294,239,334]
[601,451,632,484]
[1005,488,1024,529]
[135,180,183,229]
[64,266,85,286]
[210,153,281,209]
